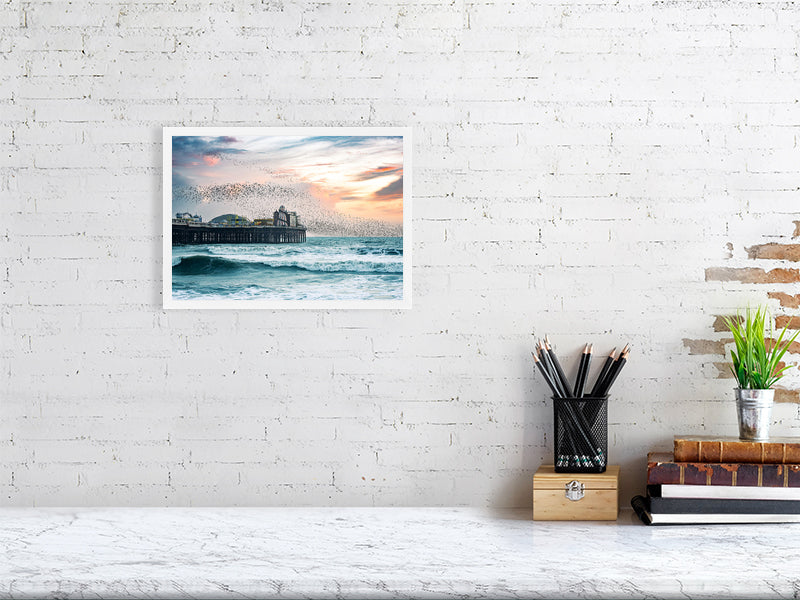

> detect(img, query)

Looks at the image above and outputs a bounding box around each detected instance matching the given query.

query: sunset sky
[171,134,404,224]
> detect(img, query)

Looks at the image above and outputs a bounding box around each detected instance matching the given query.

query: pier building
[172,209,306,245]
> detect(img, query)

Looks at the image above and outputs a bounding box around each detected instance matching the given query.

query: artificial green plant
[724,306,800,390]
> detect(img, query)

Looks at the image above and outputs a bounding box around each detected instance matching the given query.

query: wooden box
[533,465,619,521]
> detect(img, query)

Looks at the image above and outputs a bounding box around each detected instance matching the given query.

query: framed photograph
[162,126,411,310]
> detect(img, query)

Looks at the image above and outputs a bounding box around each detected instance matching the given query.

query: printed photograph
[163,127,411,309]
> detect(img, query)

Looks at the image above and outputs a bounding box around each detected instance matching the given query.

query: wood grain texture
[533,465,620,489]
[533,465,619,521]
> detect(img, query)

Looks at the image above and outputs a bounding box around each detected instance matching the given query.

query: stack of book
[632,435,800,525]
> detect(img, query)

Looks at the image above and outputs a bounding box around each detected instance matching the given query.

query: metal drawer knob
[565,480,584,501]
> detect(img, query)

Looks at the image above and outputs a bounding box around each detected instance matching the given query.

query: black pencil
[538,340,587,463]
[573,343,591,398]
[532,351,561,398]
[544,335,572,397]
[598,346,629,397]
[536,348,585,464]
[572,343,586,397]
[589,347,616,398]
[551,340,603,464]
[597,343,629,395]
[538,341,568,397]
[536,341,552,377]
[538,342,565,397]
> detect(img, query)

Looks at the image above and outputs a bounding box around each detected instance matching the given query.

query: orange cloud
[203,155,221,166]
[354,165,402,181]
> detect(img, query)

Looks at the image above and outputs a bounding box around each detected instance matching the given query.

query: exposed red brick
[794,221,800,239]
[766,339,800,354]
[716,314,799,331]
[705,267,800,284]
[714,316,800,340]
[775,315,800,330]
[769,292,800,309]
[775,388,800,404]
[714,362,735,379]
[682,338,728,355]
[717,364,798,381]
[746,243,800,262]
[713,315,741,332]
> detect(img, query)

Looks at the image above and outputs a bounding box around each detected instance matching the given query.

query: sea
[171,236,403,302]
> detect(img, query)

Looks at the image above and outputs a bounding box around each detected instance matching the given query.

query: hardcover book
[649,484,800,501]
[645,491,800,514]
[647,452,800,487]
[631,495,800,525]
[674,435,800,464]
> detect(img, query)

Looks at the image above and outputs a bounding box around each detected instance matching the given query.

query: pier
[172,206,307,245]
[172,223,307,245]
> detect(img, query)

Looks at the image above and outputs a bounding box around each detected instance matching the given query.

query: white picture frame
[162,126,412,310]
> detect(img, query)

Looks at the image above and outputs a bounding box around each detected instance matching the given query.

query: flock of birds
[172,181,402,238]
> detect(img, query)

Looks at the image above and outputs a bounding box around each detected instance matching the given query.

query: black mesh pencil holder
[553,396,608,473]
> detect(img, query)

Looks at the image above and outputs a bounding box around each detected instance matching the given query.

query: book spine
[647,461,800,487]
[648,483,800,500]
[674,439,800,464]
[647,495,800,514]
[630,495,652,525]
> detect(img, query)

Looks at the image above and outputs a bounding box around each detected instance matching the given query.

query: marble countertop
[1,507,798,599]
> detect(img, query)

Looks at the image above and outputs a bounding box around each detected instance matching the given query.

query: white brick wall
[2,0,800,507]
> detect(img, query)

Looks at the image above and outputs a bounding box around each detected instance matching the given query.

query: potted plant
[724,306,799,441]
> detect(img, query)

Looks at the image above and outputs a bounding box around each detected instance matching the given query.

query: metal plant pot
[735,388,775,441]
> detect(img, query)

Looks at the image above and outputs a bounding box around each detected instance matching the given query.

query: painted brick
[21,3,120,28]
[3,0,800,510]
